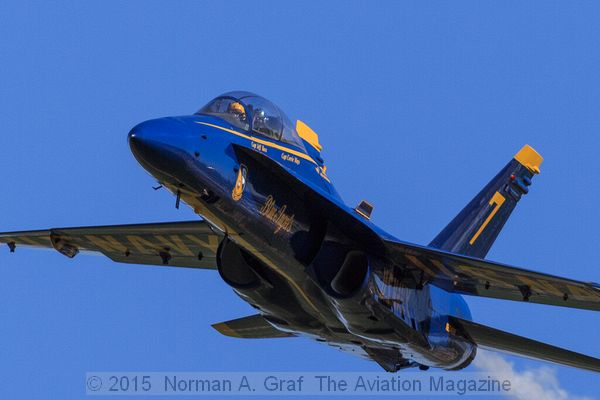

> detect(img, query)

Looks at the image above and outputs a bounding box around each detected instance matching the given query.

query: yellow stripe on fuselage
[195,121,318,165]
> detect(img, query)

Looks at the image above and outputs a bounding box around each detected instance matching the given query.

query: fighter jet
[2,91,599,372]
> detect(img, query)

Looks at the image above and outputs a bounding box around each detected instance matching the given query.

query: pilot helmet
[229,101,246,115]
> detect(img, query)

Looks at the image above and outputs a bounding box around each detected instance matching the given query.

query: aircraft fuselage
[129,112,475,371]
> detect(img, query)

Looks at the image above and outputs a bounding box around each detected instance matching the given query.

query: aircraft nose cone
[128,118,187,178]
[127,128,141,146]
[128,122,162,166]
[127,129,142,153]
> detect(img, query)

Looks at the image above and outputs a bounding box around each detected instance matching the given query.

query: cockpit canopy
[196,91,305,149]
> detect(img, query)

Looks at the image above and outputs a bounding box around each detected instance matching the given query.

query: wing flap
[0,221,222,269]
[212,314,294,339]
[450,317,600,373]
[385,239,600,311]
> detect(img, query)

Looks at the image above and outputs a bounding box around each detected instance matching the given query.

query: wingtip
[514,144,543,174]
[211,322,241,338]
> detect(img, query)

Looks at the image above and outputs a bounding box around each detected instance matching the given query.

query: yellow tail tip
[514,144,543,174]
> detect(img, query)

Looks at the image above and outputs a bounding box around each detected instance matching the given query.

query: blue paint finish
[429,158,537,259]
[127,92,481,371]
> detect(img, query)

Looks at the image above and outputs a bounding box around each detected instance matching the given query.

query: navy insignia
[232,164,248,201]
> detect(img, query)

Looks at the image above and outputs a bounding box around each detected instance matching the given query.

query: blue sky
[1,1,599,398]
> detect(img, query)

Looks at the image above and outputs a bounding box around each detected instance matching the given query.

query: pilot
[228,101,246,121]
[253,109,267,129]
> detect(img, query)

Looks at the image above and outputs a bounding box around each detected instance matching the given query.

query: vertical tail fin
[429,145,543,259]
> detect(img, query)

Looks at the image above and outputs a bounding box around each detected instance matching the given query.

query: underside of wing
[0,221,222,269]
[450,317,600,373]
[212,314,294,339]
[385,239,600,311]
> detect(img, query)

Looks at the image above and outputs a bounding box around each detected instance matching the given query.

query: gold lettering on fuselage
[281,153,301,165]
[251,142,268,153]
[259,195,295,234]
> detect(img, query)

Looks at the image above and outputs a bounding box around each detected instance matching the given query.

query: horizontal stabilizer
[0,221,221,269]
[212,314,294,339]
[450,317,600,373]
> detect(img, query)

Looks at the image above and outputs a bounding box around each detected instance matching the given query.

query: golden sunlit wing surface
[385,240,600,311]
[0,221,221,269]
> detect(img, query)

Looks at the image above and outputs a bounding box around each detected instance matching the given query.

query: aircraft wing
[0,221,221,269]
[384,239,600,311]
